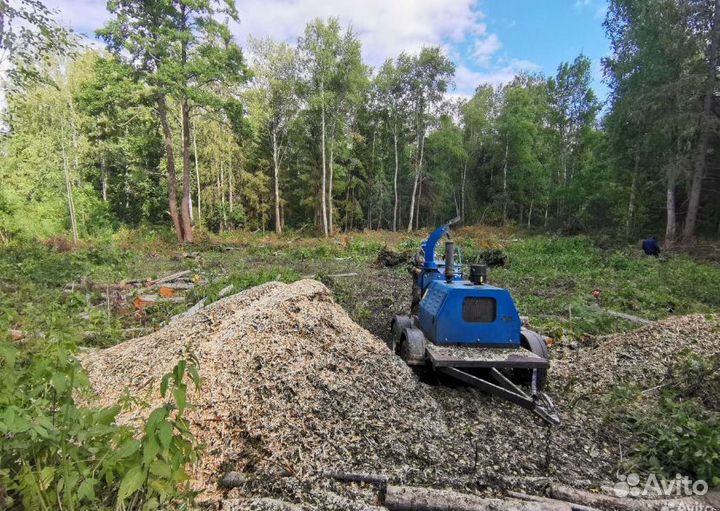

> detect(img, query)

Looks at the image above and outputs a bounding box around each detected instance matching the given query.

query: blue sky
[455,0,610,99]
[41,0,611,100]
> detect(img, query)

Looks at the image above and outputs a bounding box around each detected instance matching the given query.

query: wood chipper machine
[390,218,560,425]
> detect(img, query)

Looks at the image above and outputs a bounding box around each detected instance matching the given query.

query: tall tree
[0,0,73,95]
[548,55,599,217]
[683,0,720,240]
[99,0,246,242]
[372,59,410,231]
[299,18,365,236]
[604,0,703,244]
[248,37,301,234]
[402,48,454,231]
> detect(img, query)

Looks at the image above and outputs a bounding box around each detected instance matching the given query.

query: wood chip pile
[80,280,719,510]
[552,314,720,399]
[81,280,450,502]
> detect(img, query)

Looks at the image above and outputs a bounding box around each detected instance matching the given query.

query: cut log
[170,297,208,322]
[590,305,653,326]
[323,470,388,486]
[508,491,598,511]
[383,485,565,511]
[218,284,234,298]
[158,282,194,290]
[133,294,159,309]
[548,483,712,511]
[151,270,191,285]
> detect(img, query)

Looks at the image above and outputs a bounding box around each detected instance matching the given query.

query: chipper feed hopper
[390,218,560,425]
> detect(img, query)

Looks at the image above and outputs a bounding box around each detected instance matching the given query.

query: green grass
[455,235,720,341]
[3,232,719,348]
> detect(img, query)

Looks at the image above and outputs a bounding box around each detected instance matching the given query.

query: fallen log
[590,305,653,326]
[548,483,712,511]
[158,282,194,290]
[383,485,566,511]
[323,470,388,486]
[170,297,208,322]
[218,284,234,298]
[508,491,598,511]
[151,270,191,285]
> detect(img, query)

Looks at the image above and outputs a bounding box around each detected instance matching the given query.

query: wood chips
[80,281,719,509]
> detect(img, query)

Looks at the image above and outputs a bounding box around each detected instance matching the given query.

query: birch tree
[402,48,454,232]
[248,37,301,234]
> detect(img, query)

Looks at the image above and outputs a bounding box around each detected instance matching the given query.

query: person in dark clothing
[642,236,661,257]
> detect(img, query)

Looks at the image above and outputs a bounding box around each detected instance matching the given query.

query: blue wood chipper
[390,218,560,425]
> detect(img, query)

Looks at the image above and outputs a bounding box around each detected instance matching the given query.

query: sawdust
[80,280,719,509]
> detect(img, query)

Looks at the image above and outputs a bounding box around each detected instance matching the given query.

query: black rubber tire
[389,315,412,355]
[514,328,549,391]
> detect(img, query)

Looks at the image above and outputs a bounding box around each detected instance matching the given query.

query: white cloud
[17,0,545,101]
[231,0,484,68]
[472,34,501,67]
[454,59,542,95]
[40,0,491,79]
[42,0,112,37]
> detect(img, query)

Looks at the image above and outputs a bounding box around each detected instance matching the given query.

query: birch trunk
[193,130,201,222]
[220,160,226,229]
[101,153,107,202]
[461,158,467,221]
[407,120,425,232]
[320,79,328,237]
[392,126,399,231]
[502,136,509,225]
[60,127,79,243]
[415,173,422,230]
[527,200,533,228]
[272,131,282,234]
[180,100,193,243]
[666,168,678,245]
[626,150,640,239]
[228,161,233,213]
[328,139,335,236]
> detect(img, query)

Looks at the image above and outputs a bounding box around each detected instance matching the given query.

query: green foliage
[0,330,201,510]
[472,235,720,339]
[193,267,301,305]
[606,351,720,486]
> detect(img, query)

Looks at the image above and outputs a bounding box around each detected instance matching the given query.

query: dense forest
[2,0,720,245]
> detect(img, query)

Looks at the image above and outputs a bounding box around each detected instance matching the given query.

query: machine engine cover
[418,280,522,346]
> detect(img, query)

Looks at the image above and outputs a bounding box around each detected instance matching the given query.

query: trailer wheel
[515,328,549,391]
[389,315,412,355]
[399,327,426,366]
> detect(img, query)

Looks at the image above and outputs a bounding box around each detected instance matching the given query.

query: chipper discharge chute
[390,218,560,425]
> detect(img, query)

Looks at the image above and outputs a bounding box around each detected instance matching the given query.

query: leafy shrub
[606,352,720,487]
[0,335,201,510]
[634,395,720,485]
